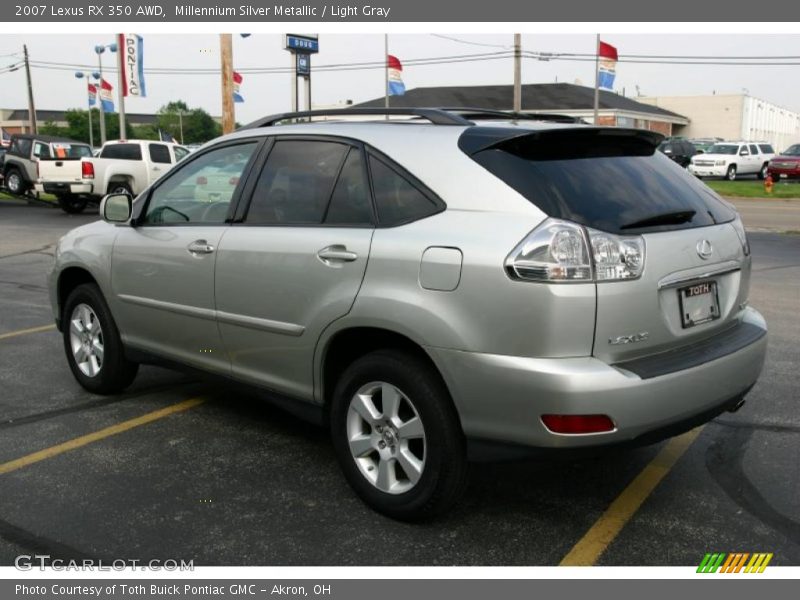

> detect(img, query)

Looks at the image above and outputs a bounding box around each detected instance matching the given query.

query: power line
[430,34,511,50]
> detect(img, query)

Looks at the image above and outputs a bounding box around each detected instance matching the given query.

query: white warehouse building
[639,94,800,151]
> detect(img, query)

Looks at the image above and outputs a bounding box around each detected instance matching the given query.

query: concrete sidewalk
[727,197,800,232]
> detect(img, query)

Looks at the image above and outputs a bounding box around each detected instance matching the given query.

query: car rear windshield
[464,128,736,234]
[44,143,92,160]
[100,144,143,160]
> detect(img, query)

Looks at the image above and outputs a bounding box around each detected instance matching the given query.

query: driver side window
[142,142,258,225]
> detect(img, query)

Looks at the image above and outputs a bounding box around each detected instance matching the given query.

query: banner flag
[233,70,244,103]
[88,83,97,106]
[387,55,405,96]
[119,33,147,98]
[598,41,618,90]
[100,79,114,112]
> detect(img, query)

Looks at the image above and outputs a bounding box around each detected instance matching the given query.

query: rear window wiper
[620,210,696,230]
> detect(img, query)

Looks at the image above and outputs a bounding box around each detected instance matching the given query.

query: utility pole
[178,110,184,144]
[23,45,37,134]
[220,34,234,134]
[116,37,127,139]
[384,34,389,109]
[97,52,107,145]
[593,34,600,124]
[513,34,521,113]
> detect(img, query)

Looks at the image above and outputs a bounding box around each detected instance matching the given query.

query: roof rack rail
[435,107,585,124]
[240,108,473,130]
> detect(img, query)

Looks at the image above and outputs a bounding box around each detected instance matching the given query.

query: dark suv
[658,138,696,168]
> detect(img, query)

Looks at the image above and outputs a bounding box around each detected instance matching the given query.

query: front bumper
[428,307,767,449]
[35,182,93,195]
[768,168,800,180]
[689,164,728,177]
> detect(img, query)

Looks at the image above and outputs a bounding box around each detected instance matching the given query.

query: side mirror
[101,193,132,224]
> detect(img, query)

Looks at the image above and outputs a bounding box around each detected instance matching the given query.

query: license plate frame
[678,280,720,329]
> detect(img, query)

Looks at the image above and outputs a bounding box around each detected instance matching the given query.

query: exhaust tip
[728,398,746,413]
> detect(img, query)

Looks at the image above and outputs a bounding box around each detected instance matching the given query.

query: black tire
[758,163,769,180]
[62,283,138,394]
[5,167,28,196]
[107,182,133,196]
[57,194,89,214]
[725,165,737,181]
[330,350,468,521]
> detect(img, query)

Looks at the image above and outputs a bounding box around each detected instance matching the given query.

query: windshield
[782,144,800,156]
[465,129,736,234]
[707,144,739,155]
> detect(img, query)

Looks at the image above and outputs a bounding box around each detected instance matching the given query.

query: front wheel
[62,283,138,394]
[330,350,467,521]
[725,165,737,181]
[758,163,769,180]
[58,195,88,214]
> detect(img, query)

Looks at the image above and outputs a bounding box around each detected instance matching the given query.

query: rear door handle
[187,240,215,255]
[317,245,358,263]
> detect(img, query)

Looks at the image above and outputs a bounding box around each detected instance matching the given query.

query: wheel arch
[316,325,458,425]
[57,267,100,328]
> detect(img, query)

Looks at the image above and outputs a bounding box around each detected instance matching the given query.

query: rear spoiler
[458,127,665,156]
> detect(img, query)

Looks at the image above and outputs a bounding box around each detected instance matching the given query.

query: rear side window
[100,143,142,160]
[749,144,759,155]
[149,143,172,164]
[466,129,736,234]
[368,156,439,226]
[11,138,32,158]
[758,144,774,154]
[246,140,348,225]
[325,149,373,226]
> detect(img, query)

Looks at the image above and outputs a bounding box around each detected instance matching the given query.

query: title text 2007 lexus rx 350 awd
[49,109,767,520]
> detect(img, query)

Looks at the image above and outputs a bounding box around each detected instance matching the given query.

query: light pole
[74,71,100,149]
[94,42,118,145]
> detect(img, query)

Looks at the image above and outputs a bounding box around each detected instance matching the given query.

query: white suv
[689,141,775,181]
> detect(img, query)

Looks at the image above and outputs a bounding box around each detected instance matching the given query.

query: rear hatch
[38,141,93,184]
[462,126,750,364]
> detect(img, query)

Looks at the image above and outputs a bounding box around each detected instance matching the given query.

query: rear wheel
[107,182,132,196]
[330,350,467,521]
[57,194,88,214]
[5,168,27,196]
[62,283,138,394]
[725,165,737,181]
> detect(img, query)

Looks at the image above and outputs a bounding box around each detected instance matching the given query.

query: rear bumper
[35,182,93,195]
[428,307,767,448]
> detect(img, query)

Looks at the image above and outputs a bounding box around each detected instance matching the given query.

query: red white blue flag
[88,83,97,107]
[233,71,244,103]
[387,55,405,96]
[598,41,618,90]
[99,79,114,112]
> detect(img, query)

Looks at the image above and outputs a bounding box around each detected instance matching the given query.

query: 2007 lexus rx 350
[49,108,767,520]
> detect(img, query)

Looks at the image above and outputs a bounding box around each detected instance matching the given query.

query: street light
[74,71,100,149]
[94,42,117,145]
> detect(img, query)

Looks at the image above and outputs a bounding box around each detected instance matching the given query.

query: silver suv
[49,108,767,520]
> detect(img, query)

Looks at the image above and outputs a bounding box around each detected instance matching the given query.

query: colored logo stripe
[697,553,773,573]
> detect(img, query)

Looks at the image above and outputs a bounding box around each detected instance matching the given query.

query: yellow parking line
[559,427,704,566]
[0,324,56,341]
[0,397,205,476]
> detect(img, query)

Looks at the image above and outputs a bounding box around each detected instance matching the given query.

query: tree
[157,100,221,144]
[40,109,134,147]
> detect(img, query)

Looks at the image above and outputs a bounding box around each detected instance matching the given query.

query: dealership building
[639,94,800,150]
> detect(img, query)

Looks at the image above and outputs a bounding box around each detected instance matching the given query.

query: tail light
[541,414,615,434]
[730,217,750,257]
[81,161,94,179]
[506,218,645,283]
[196,176,207,185]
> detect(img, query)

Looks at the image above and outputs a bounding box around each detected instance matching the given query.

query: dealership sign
[119,33,147,97]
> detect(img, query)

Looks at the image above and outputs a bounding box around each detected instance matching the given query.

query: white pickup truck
[36,139,190,213]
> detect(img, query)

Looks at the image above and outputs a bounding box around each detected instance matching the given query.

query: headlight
[715,160,727,166]
[506,219,645,283]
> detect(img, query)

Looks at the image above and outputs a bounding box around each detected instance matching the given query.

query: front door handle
[187,240,215,255]
[317,245,358,263]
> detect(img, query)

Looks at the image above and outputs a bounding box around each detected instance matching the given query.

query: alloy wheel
[68,303,104,377]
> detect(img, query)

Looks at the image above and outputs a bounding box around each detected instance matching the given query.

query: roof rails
[240,108,473,129]
[436,107,585,124]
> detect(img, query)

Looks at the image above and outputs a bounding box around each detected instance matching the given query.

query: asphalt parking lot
[0,196,798,566]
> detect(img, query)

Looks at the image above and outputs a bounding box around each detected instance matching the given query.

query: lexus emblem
[696,239,713,260]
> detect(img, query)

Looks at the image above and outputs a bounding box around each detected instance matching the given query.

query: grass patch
[704,180,800,199]
[0,190,58,203]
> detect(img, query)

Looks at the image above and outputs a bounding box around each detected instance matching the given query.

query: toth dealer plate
[679,280,720,328]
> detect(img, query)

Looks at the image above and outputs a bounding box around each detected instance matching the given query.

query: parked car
[688,138,723,154]
[49,108,767,520]
[37,139,190,214]
[688,141,775,180]
[3,134,92,197]
[0,147,6,187]
[657,138,696,167]
[766,143,800,182]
